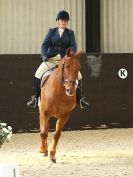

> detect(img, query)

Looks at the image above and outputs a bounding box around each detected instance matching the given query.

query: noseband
[62,78,77,86]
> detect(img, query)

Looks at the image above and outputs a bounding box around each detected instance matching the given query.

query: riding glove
[42,56,48,62]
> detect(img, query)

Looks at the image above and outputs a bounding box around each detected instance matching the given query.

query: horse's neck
[55,60,64,77]
[52,59,64,80]
[54,68,62,80]
[44,61,65,95]
[48,68,64,90]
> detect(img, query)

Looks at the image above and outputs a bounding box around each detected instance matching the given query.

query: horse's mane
[56,56,66,72]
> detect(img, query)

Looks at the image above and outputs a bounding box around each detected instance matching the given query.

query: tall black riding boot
[27,77,41,108]
[76,85,90,109]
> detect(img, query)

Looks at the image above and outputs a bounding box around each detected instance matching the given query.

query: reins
[45,60,58,70]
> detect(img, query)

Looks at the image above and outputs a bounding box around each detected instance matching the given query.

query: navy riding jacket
[41,27,77,59]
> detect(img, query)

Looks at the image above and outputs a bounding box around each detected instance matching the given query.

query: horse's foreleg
[39,111,49,156]
[49,114,69,162]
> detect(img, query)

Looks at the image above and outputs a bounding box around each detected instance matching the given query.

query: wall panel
[101,0,133,53]
[0,0,85,54]
[0,54,133,131]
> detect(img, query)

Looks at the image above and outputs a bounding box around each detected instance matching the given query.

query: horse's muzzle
[63,79,77,96]
[65,87,75,96]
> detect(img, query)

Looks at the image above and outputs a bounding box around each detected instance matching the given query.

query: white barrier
[0,163,20,177]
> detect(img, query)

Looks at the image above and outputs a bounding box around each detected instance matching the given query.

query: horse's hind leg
[49,114,69,162]
[39,111,49,156]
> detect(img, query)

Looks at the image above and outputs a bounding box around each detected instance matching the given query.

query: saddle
[41,70,53,87]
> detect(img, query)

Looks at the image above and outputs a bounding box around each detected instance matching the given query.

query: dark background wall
[85,0,100,53]
[0,54,133,132]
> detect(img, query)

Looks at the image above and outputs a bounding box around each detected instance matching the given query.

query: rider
[27,10,89,109]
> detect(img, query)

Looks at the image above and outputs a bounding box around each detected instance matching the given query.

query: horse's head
[61,48,82,96]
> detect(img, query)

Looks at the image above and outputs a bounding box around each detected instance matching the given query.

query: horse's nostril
[66,88,70,92]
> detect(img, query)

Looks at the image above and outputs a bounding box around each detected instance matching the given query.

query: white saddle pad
[41,70,53,87]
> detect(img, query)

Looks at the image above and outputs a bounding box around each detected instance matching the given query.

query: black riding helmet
[56,10,69,21]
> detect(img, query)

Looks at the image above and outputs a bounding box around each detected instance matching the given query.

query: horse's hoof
[38,147,48,155]
[50,158,56,163]
[39,149,45,153]
[44,152,48,157]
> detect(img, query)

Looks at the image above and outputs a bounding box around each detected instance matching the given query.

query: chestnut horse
[38,49,82,163]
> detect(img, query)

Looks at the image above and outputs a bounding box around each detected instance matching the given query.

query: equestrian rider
[27,10,89,109]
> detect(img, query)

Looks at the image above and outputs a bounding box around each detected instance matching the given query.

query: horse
[38,48,82,163]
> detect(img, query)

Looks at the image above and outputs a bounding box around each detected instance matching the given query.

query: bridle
[55,57,78,87]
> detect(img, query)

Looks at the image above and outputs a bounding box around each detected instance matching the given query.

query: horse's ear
[66,48,75,56]
[76,50,83,59]
[66,48,71,57]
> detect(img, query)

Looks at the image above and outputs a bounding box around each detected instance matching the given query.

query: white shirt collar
[58,28,65,37]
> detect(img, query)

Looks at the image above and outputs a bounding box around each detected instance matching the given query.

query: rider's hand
[42,56,48,62]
